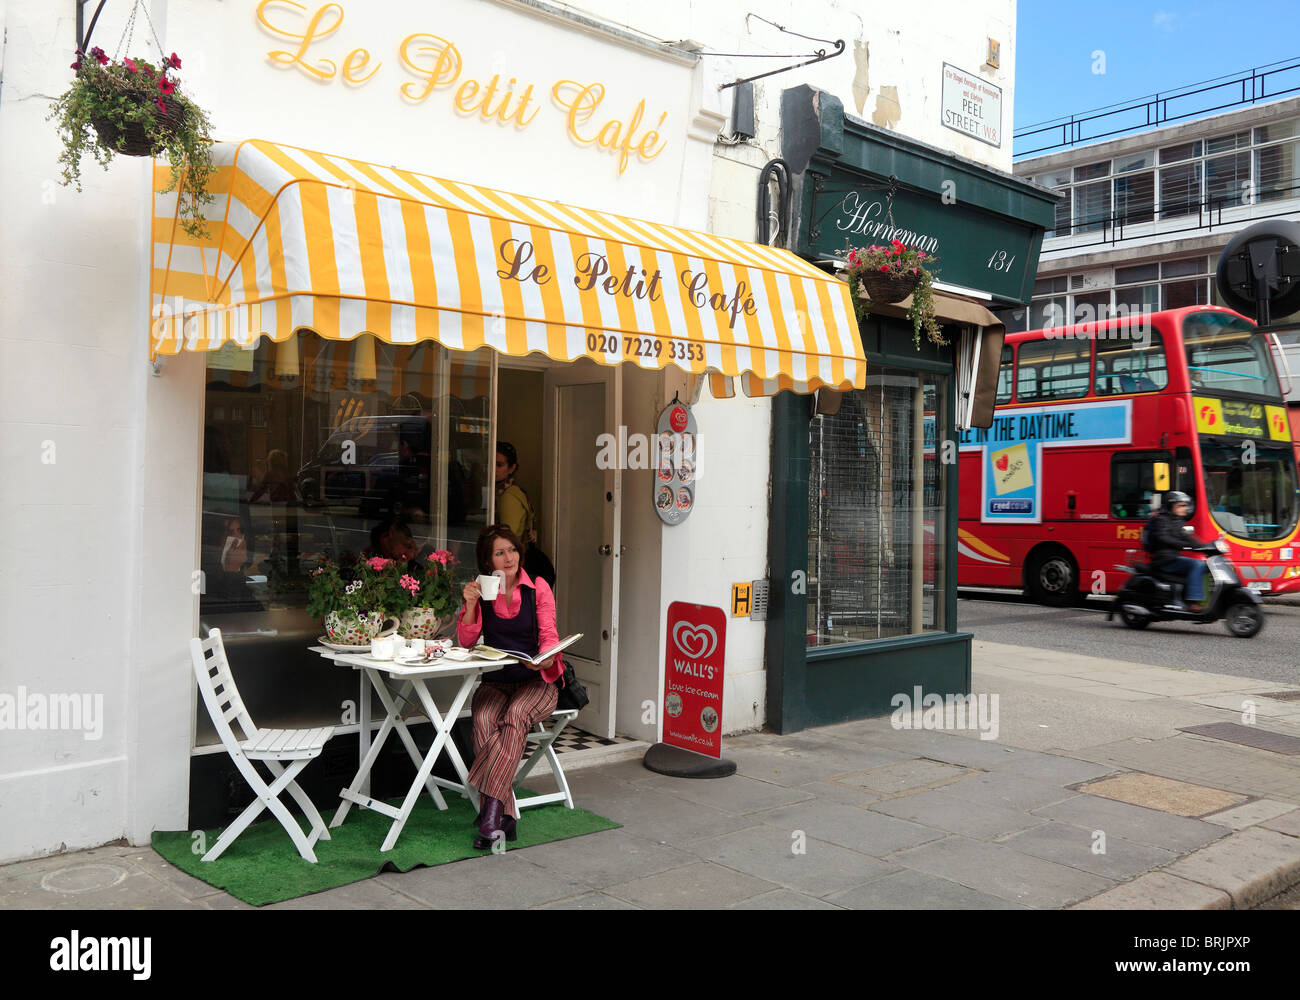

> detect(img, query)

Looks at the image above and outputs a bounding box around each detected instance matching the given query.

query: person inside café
[457,524,563,849]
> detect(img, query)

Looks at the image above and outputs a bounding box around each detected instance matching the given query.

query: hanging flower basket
[858,270,920,304]
[840,240,946,348]
[47,5,216,238]
[90,92,187,156]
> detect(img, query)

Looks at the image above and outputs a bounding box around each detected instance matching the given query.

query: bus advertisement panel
[957,306,1300,604]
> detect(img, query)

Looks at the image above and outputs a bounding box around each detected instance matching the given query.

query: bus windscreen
[1199,440,1298,541]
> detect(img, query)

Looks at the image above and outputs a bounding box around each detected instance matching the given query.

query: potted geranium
[378,550,463,640]
[842,240,945,347]
[306,556,398,646]
[48,46,215,238]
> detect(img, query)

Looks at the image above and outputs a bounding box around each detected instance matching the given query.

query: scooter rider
[1143,491,1211,612]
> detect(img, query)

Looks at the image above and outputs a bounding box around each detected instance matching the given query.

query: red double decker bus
[957,305,1300,604]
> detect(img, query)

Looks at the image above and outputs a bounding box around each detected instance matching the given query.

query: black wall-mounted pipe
[757,158,791,248]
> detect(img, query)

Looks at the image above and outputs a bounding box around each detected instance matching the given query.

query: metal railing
[1014,59,1300,159]
[1040,182,1300,254]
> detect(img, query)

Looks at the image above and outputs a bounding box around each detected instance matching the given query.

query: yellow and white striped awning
[151,139,865,395]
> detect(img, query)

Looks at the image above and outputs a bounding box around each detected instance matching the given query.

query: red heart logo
[995,455,1009,471]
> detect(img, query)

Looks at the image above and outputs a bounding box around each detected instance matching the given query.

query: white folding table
[310,647,517,853]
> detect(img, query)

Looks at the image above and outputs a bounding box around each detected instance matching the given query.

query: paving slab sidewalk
[2,640,1299,910]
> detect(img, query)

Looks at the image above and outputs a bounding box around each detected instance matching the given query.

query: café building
[0,0,1049,855]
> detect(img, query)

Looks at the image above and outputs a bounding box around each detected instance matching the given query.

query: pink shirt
[457,569,564,684]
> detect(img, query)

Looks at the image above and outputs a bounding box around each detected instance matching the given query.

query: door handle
[598,544,612,556]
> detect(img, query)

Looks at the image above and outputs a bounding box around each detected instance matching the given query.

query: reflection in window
[1095,329,1168,395]
[806,370,947,645]
[1017,338,1091,401]
[197,333,494,743]
[1183,312,1279,396]
[1200,441,1298,541]
[995,345,1014,403]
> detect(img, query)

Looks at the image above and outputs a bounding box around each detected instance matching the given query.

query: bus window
[995,345,1014,404]
[1111,452,1170,519]
[1183,311,1280,396]
[1094,329,1168,395]
[1017,337,1092,401]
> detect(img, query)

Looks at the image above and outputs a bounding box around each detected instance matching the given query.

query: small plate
[317,636,375,653]
[393,651,443,666]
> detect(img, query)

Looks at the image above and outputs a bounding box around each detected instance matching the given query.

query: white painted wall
[544,0,1016,173]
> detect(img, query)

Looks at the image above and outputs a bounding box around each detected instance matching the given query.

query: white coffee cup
[407,638,426,656]
[477,573,502,601]
[370,636,396,660]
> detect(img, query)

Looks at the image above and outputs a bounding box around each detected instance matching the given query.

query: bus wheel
[1224,603,1263,638]
[1027,548,1080,607]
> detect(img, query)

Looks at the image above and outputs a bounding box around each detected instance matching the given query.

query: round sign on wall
[654,400,697,525]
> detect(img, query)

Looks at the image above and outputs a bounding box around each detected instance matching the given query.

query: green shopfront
[765,88,1057,731]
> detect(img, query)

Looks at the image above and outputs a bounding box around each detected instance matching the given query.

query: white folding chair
[190,628,336,863]
[514,708,579,811]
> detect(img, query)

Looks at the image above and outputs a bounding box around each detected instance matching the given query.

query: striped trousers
[469,677,558,819]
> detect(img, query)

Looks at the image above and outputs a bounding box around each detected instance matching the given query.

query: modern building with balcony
[1006,91,1300,335]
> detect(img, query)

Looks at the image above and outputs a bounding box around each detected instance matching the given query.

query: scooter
[1107,540,1265,638]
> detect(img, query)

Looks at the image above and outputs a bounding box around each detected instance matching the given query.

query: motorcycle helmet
[1164,490,1194,514]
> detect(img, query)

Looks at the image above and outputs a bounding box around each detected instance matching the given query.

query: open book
[473,633,583,666]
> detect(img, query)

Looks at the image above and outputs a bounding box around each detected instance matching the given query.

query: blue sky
[1015,1,1300,148]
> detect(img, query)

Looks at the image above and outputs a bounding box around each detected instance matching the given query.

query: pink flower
[156,98,167,114]
[169,52,182,69]
[91,46,108,65]
[917,251,926,259]
[365,556,392,572]
[879,265,890,273]
[912,268,919,275]
[427,549,453,566]
[848,251,858,265]
[891,239,904,249]
[158,76,175,94]
[125,58,138,73]
[70,60,82,70]
[400,574,420,594]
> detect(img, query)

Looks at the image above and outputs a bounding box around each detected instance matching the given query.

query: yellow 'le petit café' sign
[255,1,671,175]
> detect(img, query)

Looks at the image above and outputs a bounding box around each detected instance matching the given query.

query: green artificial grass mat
[153,792,619,906]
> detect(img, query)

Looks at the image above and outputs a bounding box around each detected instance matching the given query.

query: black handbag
[526,587,588,711]
[556,662,590,712]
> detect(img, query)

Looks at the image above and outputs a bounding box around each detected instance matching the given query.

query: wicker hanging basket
[857,270,920,304]
[91,96,186,157]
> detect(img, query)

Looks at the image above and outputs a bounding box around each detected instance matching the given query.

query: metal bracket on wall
[76,0,110,52]
[688,15,844,92]
[809,174,902,243]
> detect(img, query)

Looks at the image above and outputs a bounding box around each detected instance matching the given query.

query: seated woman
[457,524,563,849]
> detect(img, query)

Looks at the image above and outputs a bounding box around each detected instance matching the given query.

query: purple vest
[479,585,539,682]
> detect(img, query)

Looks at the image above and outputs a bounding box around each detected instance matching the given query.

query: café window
[197,332,494,743]
[806,369,948,644]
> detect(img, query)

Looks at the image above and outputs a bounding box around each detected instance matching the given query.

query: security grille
[808,370,947,644]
